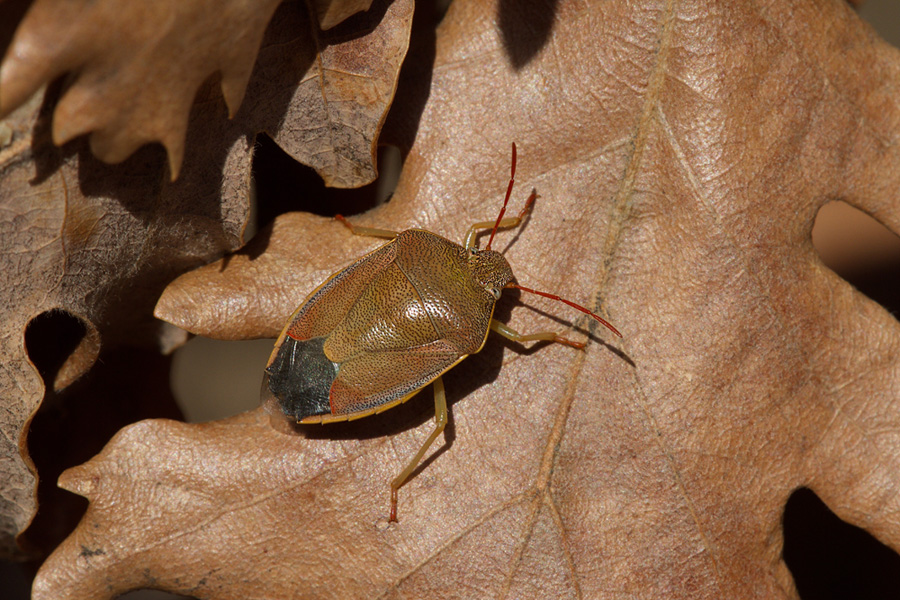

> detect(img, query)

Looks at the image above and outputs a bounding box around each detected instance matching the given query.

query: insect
[263,143,621,522]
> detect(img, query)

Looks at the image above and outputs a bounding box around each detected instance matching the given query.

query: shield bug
[263,143,621,522]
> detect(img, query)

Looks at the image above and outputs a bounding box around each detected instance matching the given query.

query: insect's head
[466,246,513,300]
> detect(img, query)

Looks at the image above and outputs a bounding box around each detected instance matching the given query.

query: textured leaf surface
[0,0,282,177]
[39,0,900,598]
[0,0,412,558]
[0,0,410,185]
[240,0,414,187]
[0,88,249,557]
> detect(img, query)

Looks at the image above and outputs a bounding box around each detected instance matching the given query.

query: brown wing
[282,239,398,342]
[329,339,462,416]
[265,240,398,422]
[272,229,486,420]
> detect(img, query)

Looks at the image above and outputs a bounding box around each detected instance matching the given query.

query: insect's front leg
[389,376,448,522]
[489,319,586,349]
[463,189,537,250]
[335,214,399,240]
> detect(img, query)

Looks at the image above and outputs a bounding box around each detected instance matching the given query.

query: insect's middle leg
[335,214,399,240]
[389,376,448,522]
[490,319,586,349]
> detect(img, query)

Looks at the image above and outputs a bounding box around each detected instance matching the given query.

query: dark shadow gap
[811,200,900,315]
[22,346,183,558]
[251,134,401,231]
[783,487,900,599]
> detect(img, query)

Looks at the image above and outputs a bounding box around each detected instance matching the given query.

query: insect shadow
[497,288,631,363]
[498,0,561,70]
[465,187,536,254]
[293,285,629,449]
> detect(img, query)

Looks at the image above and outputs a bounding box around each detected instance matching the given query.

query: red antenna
[488,143,621,339]
[485,143,518,251]
[506,283,623,338]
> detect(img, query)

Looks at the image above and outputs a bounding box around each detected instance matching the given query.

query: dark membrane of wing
[266,336,337,420]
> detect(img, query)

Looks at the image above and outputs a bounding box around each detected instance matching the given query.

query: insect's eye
[489,287,502,301]
[467,247,477,256]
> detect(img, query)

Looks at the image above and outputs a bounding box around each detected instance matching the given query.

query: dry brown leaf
[0,0,282,177]
[0,83,251,557]
[36,0,900,598]
[237,0,414,188]
[0,0,405,184]
[311,0,376,30]
[157,211,360,340]
[0,0,412,558]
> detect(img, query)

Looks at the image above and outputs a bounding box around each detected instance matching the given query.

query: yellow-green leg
[390,376,447,522]
[464,189,537,250]
[335,214,399,240]
[490,319,586,349]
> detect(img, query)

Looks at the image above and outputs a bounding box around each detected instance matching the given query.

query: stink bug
[263,143,621,522]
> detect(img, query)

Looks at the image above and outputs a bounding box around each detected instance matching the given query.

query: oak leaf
[239,0,414,187]
[0,0,408,185]
[35,0,900,598]
[0,0,412,559]
[0,88,250,558]
[0,0,282,177]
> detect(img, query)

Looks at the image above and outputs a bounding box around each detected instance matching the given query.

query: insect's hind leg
[335,214,399,240]
[389,376,447,522]
[490,319,586,349]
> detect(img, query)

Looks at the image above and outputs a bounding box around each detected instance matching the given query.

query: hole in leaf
[783,488,900,599]
[858,0,900,49]
[251,134,402,231]
[811,201,900,313]
[24,310,100,392]
[170,337,273,422]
